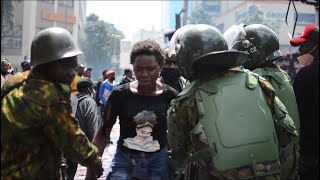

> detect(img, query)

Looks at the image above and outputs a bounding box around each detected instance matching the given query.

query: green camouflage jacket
[167,70,299,180]
[1,71,101,179]
[253,66,300,179]
[253,65,300,134]
[1,70,30,95]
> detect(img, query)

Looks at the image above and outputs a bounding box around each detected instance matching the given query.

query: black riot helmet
[169,24,247,80]
[224,24,283,70]
[31,27,82,67]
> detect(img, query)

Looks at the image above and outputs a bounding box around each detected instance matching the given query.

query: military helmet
[168,25,193,59]
[30,27,82,66]
[170,24,248,79]
[163,47,175,63]
[224,24,282,70]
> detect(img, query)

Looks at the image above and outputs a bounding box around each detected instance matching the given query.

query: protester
[95,69,108,106]
[120,68,135,85]
[83,67,92,78]
[7,61,15,75]
[223,23,300,179]
[167,24,298,179]
[1,27,103,179]
[21,60,31,72]
[98,69,119,108]
[87,40,178,179]
[66,77,100,180]
[290,25,319,180]
[1,59,13,87]
[159,47,187,92]
[70,64,85,94]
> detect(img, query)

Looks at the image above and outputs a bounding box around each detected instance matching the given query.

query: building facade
[190,0,317,53]
[132,28,166,48]
[119,40,132,70]
[1,0,86,72]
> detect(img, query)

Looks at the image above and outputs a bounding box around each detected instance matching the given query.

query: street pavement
[73,121,120,180]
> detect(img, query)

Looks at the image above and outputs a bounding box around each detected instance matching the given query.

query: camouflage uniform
[253,65,300,133]
[1,71,101,179]
[253,65,300,179]
[167,70,299,180]
[1,70,30,95]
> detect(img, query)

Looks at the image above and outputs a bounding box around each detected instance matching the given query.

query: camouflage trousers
[184,160,281,180]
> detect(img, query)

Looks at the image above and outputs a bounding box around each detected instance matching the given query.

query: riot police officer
[167,24,298,180]
[1,27,103,179]
[223,24,300,179]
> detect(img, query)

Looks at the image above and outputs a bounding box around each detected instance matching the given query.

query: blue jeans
[106,147,172,180]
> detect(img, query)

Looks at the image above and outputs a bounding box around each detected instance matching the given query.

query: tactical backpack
[174,70,283,178]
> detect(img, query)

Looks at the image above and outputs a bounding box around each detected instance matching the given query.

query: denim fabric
[107,147,171,180]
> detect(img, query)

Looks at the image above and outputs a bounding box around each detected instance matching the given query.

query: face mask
[297,54,314,67]
[110,76,115,81]
[160,68,181,83]
[297,44,318,67]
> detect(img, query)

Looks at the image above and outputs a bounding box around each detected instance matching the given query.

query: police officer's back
[167,24,298,180]
[223,24,301,179]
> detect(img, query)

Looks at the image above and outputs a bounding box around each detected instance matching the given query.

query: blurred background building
[1,0,87,72]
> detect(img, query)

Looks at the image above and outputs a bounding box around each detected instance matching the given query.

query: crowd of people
[1,23,318,180]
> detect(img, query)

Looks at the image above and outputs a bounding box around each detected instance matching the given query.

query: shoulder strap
[257,78,276,114]
[175,80,199,101]
[1,80,26,100]
[244,69,276,113]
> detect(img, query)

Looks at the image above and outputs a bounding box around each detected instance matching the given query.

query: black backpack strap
[1,80,26,100]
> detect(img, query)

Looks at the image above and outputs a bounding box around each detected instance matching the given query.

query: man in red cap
[98,70,120,106]
[290,25,319,180]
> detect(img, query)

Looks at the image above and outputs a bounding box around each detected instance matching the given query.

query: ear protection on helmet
[239,24,252,49]
[224,24,253,50]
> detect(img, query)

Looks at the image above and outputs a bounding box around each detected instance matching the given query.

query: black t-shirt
[105,83,178,153]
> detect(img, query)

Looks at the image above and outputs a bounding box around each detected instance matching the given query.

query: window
[202,1,221,13]
[1,25,22,49]
[39,0,54,3]
[294,13,316,26]
[59,0,74,7]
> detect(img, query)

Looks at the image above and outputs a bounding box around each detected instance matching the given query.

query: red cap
[290,25,319,47]
[105,70,115,76]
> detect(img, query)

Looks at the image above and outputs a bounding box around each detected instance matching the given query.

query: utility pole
[183,0,188,25]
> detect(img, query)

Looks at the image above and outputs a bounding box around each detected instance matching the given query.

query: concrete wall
[1,0,85,71]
